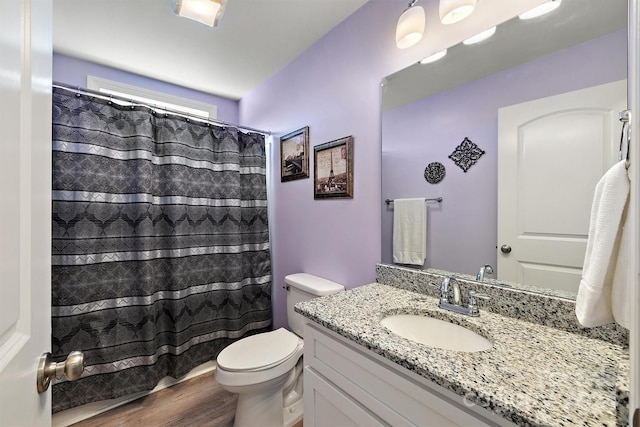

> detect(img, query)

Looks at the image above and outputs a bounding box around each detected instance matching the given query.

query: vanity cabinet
[303,322,515,427]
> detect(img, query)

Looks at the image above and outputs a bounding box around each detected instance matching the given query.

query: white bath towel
[393,198,426,266]
[611,165,632,329]
[576,160,630,328]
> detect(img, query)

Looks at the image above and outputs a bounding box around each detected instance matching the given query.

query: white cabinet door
[0,0,53,424]
[304,367,388,427]
[498,80,626,292]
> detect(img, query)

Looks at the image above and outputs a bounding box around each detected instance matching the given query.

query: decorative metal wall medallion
[448,137,485,172]
[424,162,446,184]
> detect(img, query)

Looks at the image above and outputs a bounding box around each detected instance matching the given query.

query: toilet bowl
[216,328,304,427]
[215,273,344,427]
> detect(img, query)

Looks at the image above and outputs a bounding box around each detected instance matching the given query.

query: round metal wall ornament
[424,162,446,184]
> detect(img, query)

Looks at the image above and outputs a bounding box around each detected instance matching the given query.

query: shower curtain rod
[52,82,272,136]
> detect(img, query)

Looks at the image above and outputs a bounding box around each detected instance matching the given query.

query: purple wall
[381,30,627,277]
[239,0,545,329]
[53,53,239,123]
[239,3,399,329]
[53,1,569,331]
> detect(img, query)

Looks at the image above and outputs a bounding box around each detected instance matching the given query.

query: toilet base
[283,398,303,427]
[231,386,303,427]
[229,369,303,427]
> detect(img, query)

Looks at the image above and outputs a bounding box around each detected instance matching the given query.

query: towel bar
[385,197,443,205]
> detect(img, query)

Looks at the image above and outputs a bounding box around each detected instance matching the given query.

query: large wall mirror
[381,0,628,297]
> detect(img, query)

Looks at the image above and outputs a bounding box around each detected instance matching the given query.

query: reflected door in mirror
[497,80,626,293]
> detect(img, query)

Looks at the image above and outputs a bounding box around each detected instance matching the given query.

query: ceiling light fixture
[519,0,561,20]
[420,49,448,64]
[172,0,226,27]
[396,0,425,49]
[463,26,496,45]
[439,0,477,25]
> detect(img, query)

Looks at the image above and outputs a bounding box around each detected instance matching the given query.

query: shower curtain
[50,87,272,412]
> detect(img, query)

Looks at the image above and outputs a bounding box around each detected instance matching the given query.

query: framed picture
[280,126,309,182]
[314,136,354,199]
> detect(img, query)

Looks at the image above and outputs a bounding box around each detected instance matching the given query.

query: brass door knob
[36,351,85,393]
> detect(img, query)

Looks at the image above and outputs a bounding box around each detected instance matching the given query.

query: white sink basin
[380,314,493,353]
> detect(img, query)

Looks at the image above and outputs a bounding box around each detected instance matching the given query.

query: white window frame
[87,76,218,120]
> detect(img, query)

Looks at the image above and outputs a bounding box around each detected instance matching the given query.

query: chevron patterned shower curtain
[50,87,272,412]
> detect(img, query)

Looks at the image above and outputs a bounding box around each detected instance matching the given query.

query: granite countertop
[295,283,629,427]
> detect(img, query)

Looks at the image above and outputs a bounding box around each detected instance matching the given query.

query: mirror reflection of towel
[393,198,426,266]
[576,161,630,329]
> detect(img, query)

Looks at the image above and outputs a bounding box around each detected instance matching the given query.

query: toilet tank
[285,273,344,337]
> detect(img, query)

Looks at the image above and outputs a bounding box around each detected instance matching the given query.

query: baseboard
[52,361,217,427]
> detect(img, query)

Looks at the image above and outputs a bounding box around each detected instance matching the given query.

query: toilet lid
[217,328,300,372]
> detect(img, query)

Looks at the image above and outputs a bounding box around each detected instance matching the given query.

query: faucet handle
[467,290,490,316]
[428,280,449,305]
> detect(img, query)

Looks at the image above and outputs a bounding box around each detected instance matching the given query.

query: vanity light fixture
[420,49,447,64]
[463,26,496,45]
[172,0,226,27]
[396,0,426,49]
[518,0,561,20]
[439,0,477,25]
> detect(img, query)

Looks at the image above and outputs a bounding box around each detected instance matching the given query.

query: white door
[497,80,627,293]
[0,0,53,425]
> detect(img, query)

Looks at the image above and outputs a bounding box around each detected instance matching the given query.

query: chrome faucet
[467,290,490,317]
[443,276,461,305]
[476,264,494,282]
[429,276,459,305]
[429,276,490,317]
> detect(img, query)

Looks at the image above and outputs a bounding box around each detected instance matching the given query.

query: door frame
[629,0,640,424]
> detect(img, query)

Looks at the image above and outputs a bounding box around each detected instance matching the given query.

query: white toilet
[215,273,345,427]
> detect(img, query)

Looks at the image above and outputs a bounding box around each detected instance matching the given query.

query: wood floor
[72,371,236,427]
[70,370,304,427]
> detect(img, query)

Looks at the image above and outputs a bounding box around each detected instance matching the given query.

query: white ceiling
[53,0,368,100]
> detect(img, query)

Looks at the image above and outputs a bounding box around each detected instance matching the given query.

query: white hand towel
[575,160,630,328]
[393,198,427,266]
[611,165,632,329]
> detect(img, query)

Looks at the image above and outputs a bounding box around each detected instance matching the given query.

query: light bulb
[420,49,448,64]
[463,26,497,45]
[396,5,426,49]
[519,0,562,20]
[439,0,477,25]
